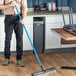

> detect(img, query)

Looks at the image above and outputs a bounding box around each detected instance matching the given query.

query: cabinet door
[45,22,62,49]
[0,17,5,52]
[23,17,33,51]
[45,16,63,49]
[23,23,33,50]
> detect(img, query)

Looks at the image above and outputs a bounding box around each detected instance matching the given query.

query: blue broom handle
[14,5,42,67]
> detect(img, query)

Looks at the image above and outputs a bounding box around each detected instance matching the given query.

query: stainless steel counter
[0,11,76,17]
[27,11,76,17]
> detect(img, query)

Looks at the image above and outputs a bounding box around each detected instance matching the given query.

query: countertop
[28,12,63,16]
[0,11,76,17]
[27,11,76,17]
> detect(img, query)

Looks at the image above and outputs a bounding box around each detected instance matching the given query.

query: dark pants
[4,15,23,60]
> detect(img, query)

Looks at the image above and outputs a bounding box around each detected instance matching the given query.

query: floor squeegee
[14,4,56,76]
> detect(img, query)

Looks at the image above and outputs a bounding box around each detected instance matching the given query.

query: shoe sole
[16,63,25,67]
[2,61,10,66]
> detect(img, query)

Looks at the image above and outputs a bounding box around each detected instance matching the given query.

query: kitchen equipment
[47,2,56,11]
[52,2,56,11]
[34,4,47,12]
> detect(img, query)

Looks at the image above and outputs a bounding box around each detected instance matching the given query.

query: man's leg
[14,21,24,67]
[2,16,14,66]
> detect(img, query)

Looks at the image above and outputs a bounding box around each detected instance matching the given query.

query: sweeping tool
[14,4,56,76]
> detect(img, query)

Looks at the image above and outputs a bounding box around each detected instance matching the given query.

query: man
[0,0,27,67]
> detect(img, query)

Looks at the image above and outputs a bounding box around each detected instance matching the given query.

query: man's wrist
[22,18,26,20]
[9,3,12,8]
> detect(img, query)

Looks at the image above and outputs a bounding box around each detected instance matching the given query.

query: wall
[27,0,76,13]
[68,0,76,13]
[57,0,68,6]
[27,0,68,8]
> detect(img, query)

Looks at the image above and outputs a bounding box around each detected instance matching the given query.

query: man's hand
[0,0,17,10]
[20,18,26,24]
[10,1,17,7]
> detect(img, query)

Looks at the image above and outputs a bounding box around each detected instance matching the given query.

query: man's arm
[0,1,16,10]
[21,0,27,24]
[0,4,12,10]
[21,8,27,24]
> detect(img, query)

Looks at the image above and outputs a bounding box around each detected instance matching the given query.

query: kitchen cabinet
[0,16,33,52]
[0,16,5,52]
[45,15,63,49]
[0,14,76,53]
[45,15,76,49]
[45,23,62,49]
[23,17,33,50]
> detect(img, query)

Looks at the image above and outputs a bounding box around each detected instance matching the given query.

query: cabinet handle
[36,24,40,26]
